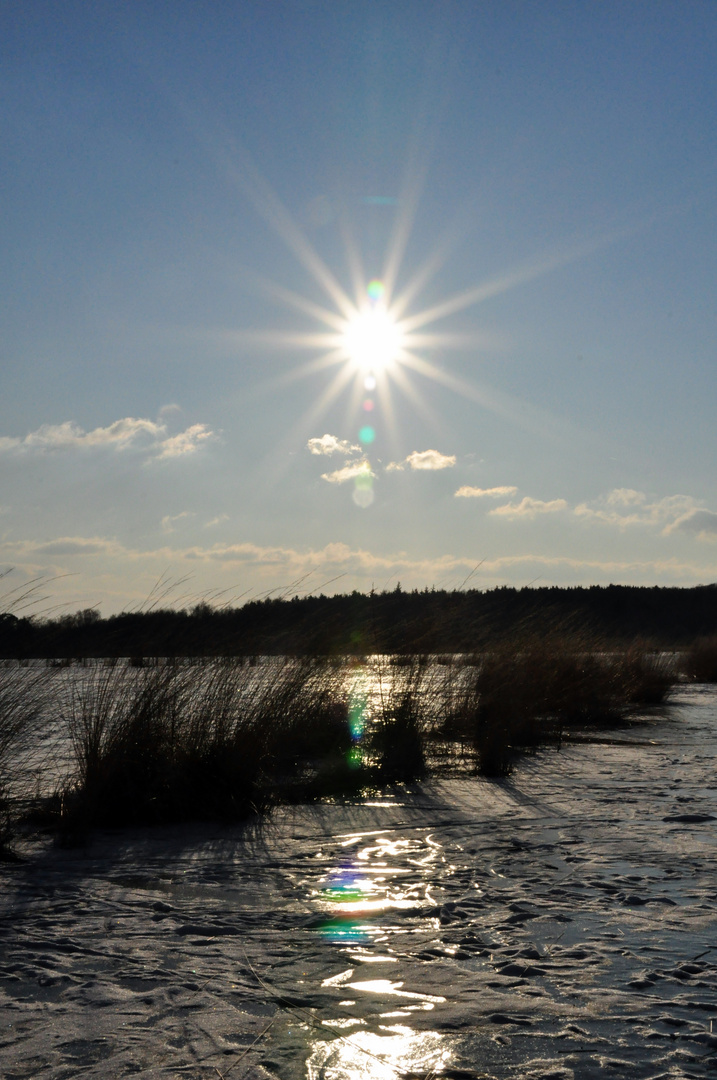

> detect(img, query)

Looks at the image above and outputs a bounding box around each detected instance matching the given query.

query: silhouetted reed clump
[682,635,717,682]
[367,660,427,783]
[0,664,51,858]
[60,659,363,830]
[438,639,676,776]
[0,637,682,839]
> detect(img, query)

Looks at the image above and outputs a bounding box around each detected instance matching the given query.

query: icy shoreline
[1,686,716,1079]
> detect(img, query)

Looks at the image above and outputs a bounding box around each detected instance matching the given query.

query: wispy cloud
[664,508,717,541]
[387,449,456,471]
[455,485,518,498]
[0,417,216,461]
[155,424,215,460]
[0,418,161,452]
[7,534,716,591]
[307,433,361,456]
[161,512,195,534]
[204,514,229,528]
[321,460,375,485]
[575,489,702,532]
[490,497,568,518]
[24,536,125,557]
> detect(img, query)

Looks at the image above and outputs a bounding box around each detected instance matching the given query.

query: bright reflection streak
[306,1025,450,1080]
[315,825,442,946]
[348,980,445,1005]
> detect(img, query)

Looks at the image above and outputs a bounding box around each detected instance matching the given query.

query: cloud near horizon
[454,485,717,538]
[664,508,717,541]
[0,417,216,460]
[490,496,568,519]
[4,534,716,616]
[387,449,456,471]
[307,433,361,456]
[575,489,705,533]
[455,485,518,498]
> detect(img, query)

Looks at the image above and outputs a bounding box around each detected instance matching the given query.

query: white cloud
[605,488,649,507]
[321,460,375,485]
[155,423,215,460]
[0,417,216,461]
[307,434,361,456]
[204,515,229,528]
[575,489,702,531]
[455,485,518,499]
[161,512,195,534]
[387,449,456,472]
[0,418,161,452]
[490,497,568,519]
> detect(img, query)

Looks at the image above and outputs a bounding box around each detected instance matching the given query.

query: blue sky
[2,0,717,614]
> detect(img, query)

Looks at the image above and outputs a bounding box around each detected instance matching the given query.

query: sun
[227,164,586,449]
[341,304,404,374]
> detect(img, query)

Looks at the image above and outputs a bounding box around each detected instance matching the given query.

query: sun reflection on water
[304,775,453,1080]
[307,1024,450,1080]
[313,828,443,951]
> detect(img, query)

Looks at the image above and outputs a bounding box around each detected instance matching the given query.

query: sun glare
[232,162,581,489]
[342,305,404,374]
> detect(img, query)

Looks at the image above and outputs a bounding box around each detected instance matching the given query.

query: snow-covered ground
[1,685,716,1079]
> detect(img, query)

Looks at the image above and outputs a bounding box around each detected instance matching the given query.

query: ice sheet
[1,685,716,1079]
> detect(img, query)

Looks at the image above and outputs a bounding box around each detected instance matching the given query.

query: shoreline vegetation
[2,635,716,860]
[1,585,717,857]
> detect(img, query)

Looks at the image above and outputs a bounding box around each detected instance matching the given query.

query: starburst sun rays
[217,141,619,473]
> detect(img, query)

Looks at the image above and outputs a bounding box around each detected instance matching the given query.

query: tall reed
[438,639,676,776]
[367,657,428,783]
[0,663,51,857]
[683,635,717,682]
[13,638,678,833]
[61,658,359,828]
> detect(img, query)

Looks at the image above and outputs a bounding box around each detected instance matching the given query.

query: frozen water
[1,685,715,1078]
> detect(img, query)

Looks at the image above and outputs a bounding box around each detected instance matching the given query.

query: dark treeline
[2,584,717,658]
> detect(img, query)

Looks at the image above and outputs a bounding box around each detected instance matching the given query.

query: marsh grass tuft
[368,659,427,783]
[0,664,51,857]
[437,639,676,776]
[60,659,362,829]
[0,637,682,837]
[683,635,717,682]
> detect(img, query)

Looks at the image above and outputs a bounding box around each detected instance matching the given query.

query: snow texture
[1,685,716,1079]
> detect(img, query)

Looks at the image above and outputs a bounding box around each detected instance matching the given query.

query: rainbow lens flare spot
[359,426,375,444]
[349,696,367,740]
[367,279,385,301]
[352,467,374,508]
[347,746,363,769]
